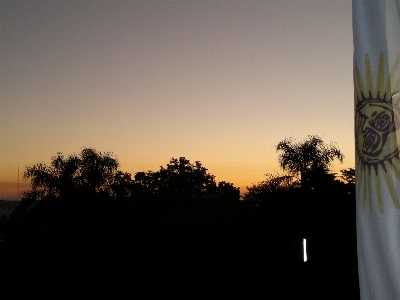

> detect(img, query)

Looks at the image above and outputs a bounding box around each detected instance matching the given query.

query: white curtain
[353,0,400,299]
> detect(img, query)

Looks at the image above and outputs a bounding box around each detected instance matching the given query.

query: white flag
[353,0,400,299]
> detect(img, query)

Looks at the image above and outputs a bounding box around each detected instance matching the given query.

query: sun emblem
[354,53,400,212]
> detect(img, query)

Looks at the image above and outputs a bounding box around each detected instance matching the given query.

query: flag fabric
[353,0,400,299]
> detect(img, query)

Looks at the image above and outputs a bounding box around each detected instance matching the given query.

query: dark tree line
[0,137,359,299]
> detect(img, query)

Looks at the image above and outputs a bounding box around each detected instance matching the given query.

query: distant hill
[0,200,20,217]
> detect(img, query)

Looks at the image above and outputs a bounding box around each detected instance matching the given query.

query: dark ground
[0,201,20,218]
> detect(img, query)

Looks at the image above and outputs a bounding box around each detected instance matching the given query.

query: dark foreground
[0,198,359,299]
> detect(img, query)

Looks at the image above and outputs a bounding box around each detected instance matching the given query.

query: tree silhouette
[340,167,355,185]
[213,181,241,205]
[134,157,218,203]
[243,173,297,206]
[22,148,123,202]
[276,135,344,190]
[1,148,359,298]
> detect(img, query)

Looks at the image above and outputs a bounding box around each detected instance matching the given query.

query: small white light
[303,238,307,262]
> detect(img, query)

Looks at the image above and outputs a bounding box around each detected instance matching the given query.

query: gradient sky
[0,0,354,200]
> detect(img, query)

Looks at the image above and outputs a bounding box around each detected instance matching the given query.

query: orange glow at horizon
[0,1,354,200]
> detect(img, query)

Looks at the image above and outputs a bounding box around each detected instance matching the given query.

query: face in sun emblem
[354,53,400,212]
[356,96,400,168]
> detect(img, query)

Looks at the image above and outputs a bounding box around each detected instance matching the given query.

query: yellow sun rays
[354,53,400,213]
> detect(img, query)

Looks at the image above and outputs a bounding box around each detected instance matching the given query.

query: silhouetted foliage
[276,135,344,190]
[341,167,356,185]
[243,173,298,206]
[136,157,215,197]
[133,157,240,205]
[0,147,359,299]
[22,148,124,202]
[213,181,241,205]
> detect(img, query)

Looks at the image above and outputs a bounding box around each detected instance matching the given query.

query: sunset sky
[0,0,354,200]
